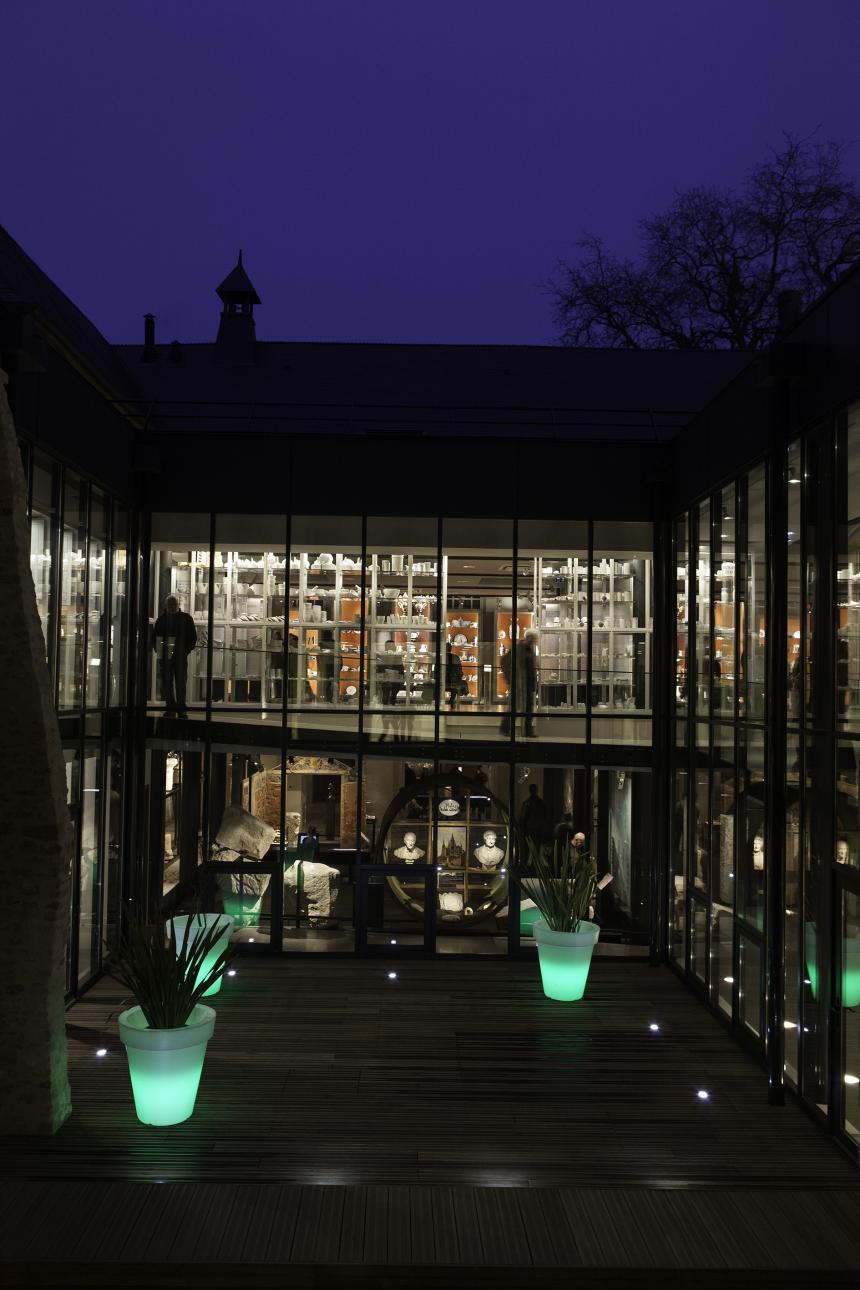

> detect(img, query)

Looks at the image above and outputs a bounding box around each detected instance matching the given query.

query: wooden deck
[2,958,859,1281]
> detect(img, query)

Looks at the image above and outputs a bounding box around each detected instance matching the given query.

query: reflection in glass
[212,516,286,711]
[738,728,765,930]
[591,766,651,939]
[838,404,860,730]
[85,490,108,707]
[149,516,211,711]
[58,474,87,709]
[744,466,766,720]
[365,518,438,743]
[787,441,802,722]
[78,746,102,983]
[519,520,589,722]
[591,522,653,715]
[695,500,711,715]
[710,725,735,1014]
[109,504,129,706]
[784,733,801,1086]
[713,485,735,715]
[739,936,762,1037]
[30,451,59,675]
[675,515,689,714]
[670,765,688,963]
[841,889,860,1147]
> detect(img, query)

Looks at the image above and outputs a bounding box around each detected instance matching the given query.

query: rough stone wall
[0,369,72,1134]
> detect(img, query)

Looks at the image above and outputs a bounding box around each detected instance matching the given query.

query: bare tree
[550,133,860,349]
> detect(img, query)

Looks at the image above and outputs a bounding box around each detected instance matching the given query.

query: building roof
[0,224,134,395]
[114,340,750,440]
[216,251,261,306]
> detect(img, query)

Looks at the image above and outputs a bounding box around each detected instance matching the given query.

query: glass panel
[102,728,124,954]
[364,518,439,744]
[710,724,735,1014]
[802,735,828,1113]
[514,761,587,940]
[675,514,689,715]
[738,728,766,931]
[288,516,363,736]
[85,490,108,707]
[670,764,688,963]
[58,474,87,710]
[78,741,102,983]
[212,515,286,716]
[438,759,510,954]
[692,740,709,896]
[591,522,653,714]
[440,518,513,741]
[64,747,80,993]
[518,520,590,729]
[591,766,651,940]
[838,403,860,730]
[694,499,711,715]
[149,515,211,713]
[108,504,129,706]
[744,466,767,720]
[840,887,860,1146]
[691,898,707,983]
[29,450,59,676]
[787,441,802,723]
[366,755,433,949]
[739,935,762,1038]
[282,752,357,951]
[144,740,205,908]
[713,484,735,716]
[784,732,802,1086]
[836,740,860,871]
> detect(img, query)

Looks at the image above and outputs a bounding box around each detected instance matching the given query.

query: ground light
[388,971,397,980]
[697,1090,710,1100]
[227,969,237,977]
[96,1048,107,1057]
[649,1023,659,1032]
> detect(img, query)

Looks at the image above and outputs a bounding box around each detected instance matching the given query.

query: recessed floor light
[95,1048,107,1058]
[227,969,237,977]
[649,1023,659,1032]
[697,1090,709,1100]
[387,971,397,980]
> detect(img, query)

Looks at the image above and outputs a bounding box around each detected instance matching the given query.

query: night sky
[3,1,860,346]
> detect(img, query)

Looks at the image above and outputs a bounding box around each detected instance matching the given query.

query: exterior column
[0,369,72,1134]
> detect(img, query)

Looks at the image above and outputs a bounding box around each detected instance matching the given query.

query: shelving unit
[445,608,479,701]
[384,794,509,925]
[366,554,438,706]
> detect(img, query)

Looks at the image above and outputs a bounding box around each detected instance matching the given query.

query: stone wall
[0,369,72,1134]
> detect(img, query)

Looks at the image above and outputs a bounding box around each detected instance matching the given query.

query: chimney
[776,290,802,337]
[141,313,158,363]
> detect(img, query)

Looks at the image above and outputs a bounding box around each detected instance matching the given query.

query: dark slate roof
[216,253,261,305]
[114,340,751,440]
[0,223,134,395]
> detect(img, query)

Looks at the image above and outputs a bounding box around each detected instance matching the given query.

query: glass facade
[18,374,860,1162]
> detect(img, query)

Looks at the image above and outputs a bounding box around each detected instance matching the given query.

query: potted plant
[171,911,236,996]
[522,838,604,1001]
[113,917,235,1126]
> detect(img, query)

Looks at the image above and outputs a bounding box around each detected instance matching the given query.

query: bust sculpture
[394,830,425,863]
[474,829,505,869]
[752,833,765,871]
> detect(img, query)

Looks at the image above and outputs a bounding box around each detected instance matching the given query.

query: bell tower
[215,250,261,362]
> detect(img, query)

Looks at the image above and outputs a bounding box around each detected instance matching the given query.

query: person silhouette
[153,595,197,717]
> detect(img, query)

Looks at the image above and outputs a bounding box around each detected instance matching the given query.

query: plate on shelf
[453,633,467,646]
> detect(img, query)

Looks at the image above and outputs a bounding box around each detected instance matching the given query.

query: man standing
[153,595,197,717]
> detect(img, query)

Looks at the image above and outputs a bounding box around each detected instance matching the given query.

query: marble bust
[752,833,765,871]
[474,830,505,869]
[394,831,425,863]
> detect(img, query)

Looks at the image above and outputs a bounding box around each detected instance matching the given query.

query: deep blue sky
[3,0,860,345]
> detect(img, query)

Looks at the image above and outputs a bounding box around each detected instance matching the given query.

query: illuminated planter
[533,919,599,1001]
[222,893,261,928]
[520,902,541,936]
[805,924,860,1007]
[118,1003,215,1126]
[172,913,235,996]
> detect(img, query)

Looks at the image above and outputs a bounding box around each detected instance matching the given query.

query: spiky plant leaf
[112,915,236,1029]
[523,837,597,934]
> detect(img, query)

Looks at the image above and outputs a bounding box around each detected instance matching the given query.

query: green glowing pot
[118,1003,215,1126]
[172,913,235,996]
[805,924,860,1007]
[532,918,599,1001]
[222,893,261,928]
